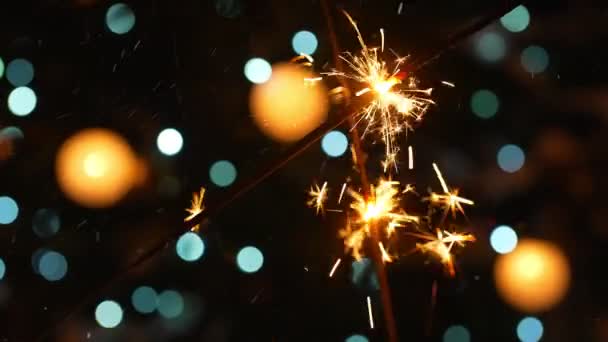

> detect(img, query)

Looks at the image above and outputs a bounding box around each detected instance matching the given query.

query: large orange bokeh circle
[494,238,570,313]
[56,128,138,208]
[250,63,328,143]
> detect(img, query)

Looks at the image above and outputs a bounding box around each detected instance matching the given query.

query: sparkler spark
[308,181,329,215]
[429,163,474,218]
[411,229,476,276]
[329,258,342,278]
[367,296,375,329]
[325,11,434,172]
[185,187,206,232]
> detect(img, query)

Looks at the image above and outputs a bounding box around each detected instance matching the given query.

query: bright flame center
[83,152,108,178]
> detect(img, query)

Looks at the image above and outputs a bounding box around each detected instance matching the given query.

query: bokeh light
[95,300,123,328]
[38,250,68,281]
[292,30,318,55]
[250,63,328,142]
[470,89,499,119]
[351,258,379,291]
[476,32,506,62]
[521,45,549,74]
[494,239,570,312]
[345,335,369,342]
[8,87,37,116]
[209,160,237,187]
[31,248,49,274]
[157,128,184,156]
[106,3,136,35]
[56,128,139,208]
[500,5,530,33]
[443,325,471,342]
[131,286,158,314]
[244,58,272,84]
[236,246,264,273]
[490,225,518,254]
[0,126,24,160]
[497,144,525,173]
[176,232,205,262]
[0,196,19,224]
[0,258,5,280]
[32,208,61,238]
[517,317,544,342]
[6,58,34,87]
[158,290,184,319]
[321,130,348,157]
[0,57,4,78]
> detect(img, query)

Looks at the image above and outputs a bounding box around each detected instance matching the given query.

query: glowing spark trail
[308,182,329,215]
[185,187,206,232]
[408,145,414,170]
[338,182,347,204]
[441,80,455,87]
[430,163,474,218]
[367,296,375,329]
[325,11,434,172]
[329,258,342,277]
[411,229,476,276]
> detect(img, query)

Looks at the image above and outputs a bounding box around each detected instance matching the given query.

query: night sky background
[0,0,608,341]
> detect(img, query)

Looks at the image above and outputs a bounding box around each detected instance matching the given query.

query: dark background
[0,0,607,341]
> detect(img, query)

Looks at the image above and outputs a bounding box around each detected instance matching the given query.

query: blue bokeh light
[476,32,506,62]
[497,144,525,173]
[521,45,549,74]
[321,130,349,157]
[131,286,158,314]
[6,59,34,87]
[209,160,237,187]
[351,258,379,291]
[0,57,4,79]
[500,5,530,33]
[346,335,369,342]
[490,225,518,254]
[0,258,5,280]
[244,58,272,84]
[39,250,68,281]
[106,3,136,35]
[176,232,205,262]
[443,325,471,342]
[471,89,499,119]
[158,290,184,319]
[157,128,184,156]
[32,208,61,238]
[517,317,543,342]
[0,196,19,224]
[292,30,318,55]
[8,86,37,116]
[95,300,124,328]
[237,246,264,273]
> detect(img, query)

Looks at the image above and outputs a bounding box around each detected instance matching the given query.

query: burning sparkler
[185,187,206,232]
[325,11,435,172]
[428,163,474,218]
[307,181,329,215]
[410,229,476,276]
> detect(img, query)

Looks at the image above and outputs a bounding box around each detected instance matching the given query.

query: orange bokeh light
[494,238,570,313]
[56,128,140,208]
[250,63,328,143]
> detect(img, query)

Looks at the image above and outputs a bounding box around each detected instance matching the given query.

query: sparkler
[185,187,206,232]
[428,163,474,218]
[410,229,476,277]
[325,11,435,172]
[307,181,329,215]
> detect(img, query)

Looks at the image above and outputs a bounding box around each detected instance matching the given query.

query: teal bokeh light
[158,290,184,319]
[476,32,506,62]
[39,250,68,281]
[490,225,518,254]
[500,5,530,33]
[292,30,318,55]
[244,58,272,84]
[106,3,136,35]
[0,196,19,224]
[6,59,34,87]
[0,57,4,79]
[176,232,205,262]
[517,317,543,342]
[32,208,60,238]
[471,89,499,119]
[8,87,37,116]
[237,246,264,273]
[322,130,348,157]
[346,335,368,342]
[209,160,237,187]
[443,325,471,342]
[497,144,525,173]
[521,45,549,74]
[95,300,124,328]
[131,286,158,314]
[0,258,5,280]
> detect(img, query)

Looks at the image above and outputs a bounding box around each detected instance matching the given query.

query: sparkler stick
[35,3,527,340]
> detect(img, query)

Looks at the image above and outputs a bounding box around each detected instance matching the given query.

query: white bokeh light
[157,128,184,156]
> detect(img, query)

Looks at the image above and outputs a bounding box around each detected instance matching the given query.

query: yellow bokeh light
[250,63,328,143]
[494,238,570,313]
[56,128,139,208]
